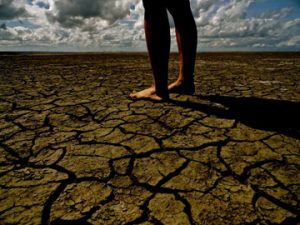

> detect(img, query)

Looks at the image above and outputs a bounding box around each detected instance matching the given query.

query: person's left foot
[130,87,169,101]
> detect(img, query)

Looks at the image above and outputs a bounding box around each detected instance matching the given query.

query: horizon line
[1,50,300,55]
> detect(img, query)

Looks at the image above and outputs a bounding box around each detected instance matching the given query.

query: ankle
[155,90,169,100]
[175,78,194,85]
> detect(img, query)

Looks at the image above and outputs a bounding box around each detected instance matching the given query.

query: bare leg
[167,1,197,94]
[130,5,170,101]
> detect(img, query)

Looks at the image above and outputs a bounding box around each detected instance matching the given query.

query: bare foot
[130,87,168,101]
[168,80,195,95]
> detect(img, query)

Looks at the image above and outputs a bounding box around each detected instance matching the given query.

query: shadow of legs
[170,95,300,139]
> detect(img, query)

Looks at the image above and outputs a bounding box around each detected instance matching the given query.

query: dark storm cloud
[0,0,27,19]
[0,23,6,29]
[47,0,134,27]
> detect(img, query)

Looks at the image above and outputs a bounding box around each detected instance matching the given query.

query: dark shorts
[142,0,191,13]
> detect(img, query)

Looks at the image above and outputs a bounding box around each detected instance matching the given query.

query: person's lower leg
[145,15,170,99]
[130,8,170,100]
[168,10,197,94]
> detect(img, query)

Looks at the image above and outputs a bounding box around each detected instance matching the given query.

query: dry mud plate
[0,53,299,225]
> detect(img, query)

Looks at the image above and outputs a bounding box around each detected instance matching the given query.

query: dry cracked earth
[0,53,299,225]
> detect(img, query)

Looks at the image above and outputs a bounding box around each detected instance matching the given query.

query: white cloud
[278,35,300,47]
[192,0,300,50]
[46,0,139,27]
[0,0,299,51]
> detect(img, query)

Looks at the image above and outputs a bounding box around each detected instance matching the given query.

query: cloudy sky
[0,0,299,52]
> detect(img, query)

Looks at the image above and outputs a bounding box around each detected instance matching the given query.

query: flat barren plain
[0,52,299,224]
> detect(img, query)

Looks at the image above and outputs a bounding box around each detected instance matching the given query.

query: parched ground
[0,52,299,225]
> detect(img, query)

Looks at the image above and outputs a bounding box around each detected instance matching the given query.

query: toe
[130,90,137,97]
[130,93,137,98]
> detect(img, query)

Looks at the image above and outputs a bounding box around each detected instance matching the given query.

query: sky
[0,0,299,52]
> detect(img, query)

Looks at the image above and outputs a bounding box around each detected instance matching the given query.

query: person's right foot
[168,80,195,95]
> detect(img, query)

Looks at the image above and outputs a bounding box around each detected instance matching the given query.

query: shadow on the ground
[170,95,300,139]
